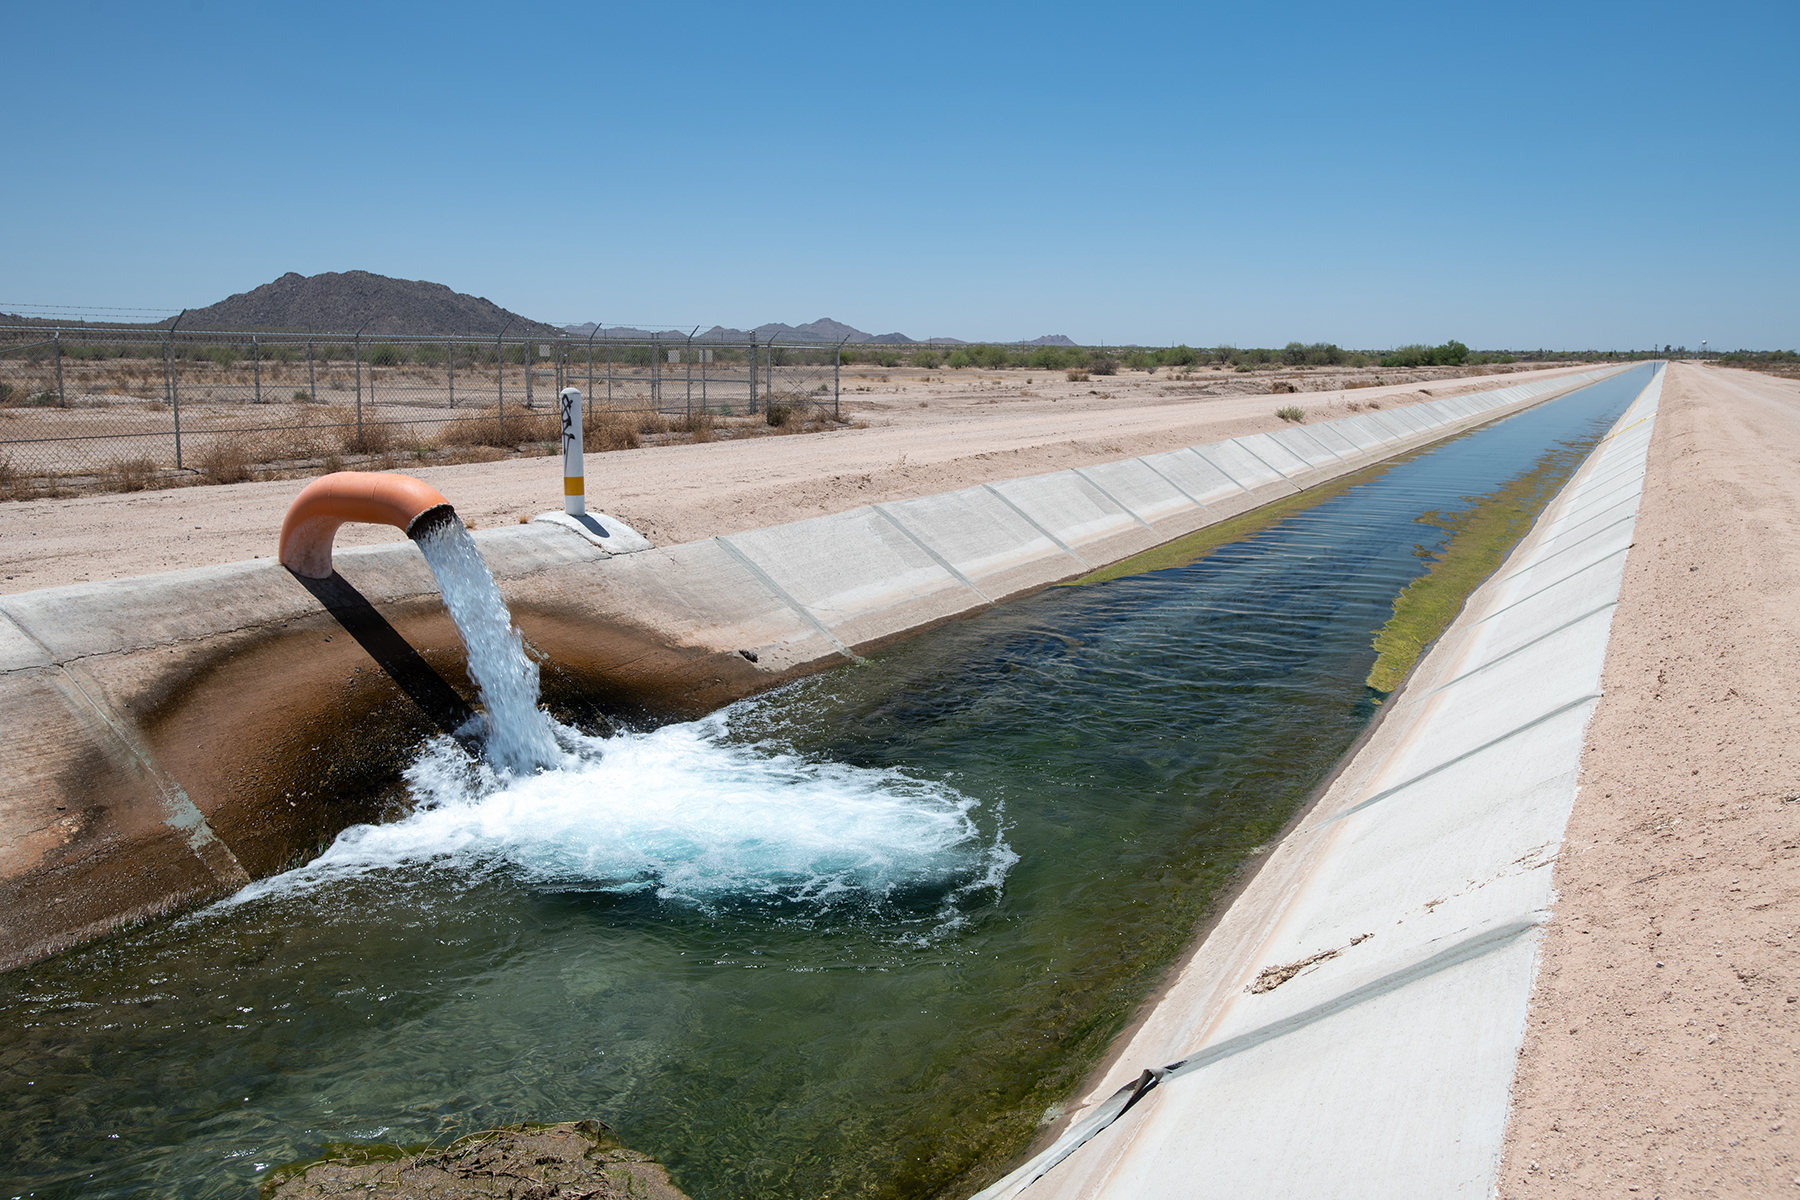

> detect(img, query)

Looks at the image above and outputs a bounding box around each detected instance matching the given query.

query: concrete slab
[1074,459,1208,536]
[878,487,1086,602]
[1290,421,1363,463]
[1264,427,1346,470]
[1326,414,1400,452]
[986,471,1165,562]
[1230,432,1314,480]
[1193,440,1299,498]
[720,507,983,651]
[1136,448,1253,512]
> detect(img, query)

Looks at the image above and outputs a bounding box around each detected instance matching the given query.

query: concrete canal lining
[976,364,1666,1200]
[0,367,1618,972]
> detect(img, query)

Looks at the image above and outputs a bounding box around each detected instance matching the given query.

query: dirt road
[0,364,1591,594]
[1499,363,1800,1196]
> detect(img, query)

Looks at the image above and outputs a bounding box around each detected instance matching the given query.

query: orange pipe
[278,471,455,578]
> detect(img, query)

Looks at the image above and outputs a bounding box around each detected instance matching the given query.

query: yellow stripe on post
[564,477,584,496]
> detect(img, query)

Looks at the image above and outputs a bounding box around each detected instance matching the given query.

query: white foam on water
[228,710,1015,934]
[411,517,559,773]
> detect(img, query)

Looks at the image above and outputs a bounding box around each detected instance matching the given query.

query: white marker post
[559,387,584,516]
[530,385,653,555]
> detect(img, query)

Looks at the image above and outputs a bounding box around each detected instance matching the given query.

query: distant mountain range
[563,317,1077,347]
[12,270,1081,345]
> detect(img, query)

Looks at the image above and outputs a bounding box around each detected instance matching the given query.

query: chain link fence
[0,325,844,489]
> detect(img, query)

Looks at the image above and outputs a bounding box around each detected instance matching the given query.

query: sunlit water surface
[0,367,1649,1200]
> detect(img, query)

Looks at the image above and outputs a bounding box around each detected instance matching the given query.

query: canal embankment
[977,363,1667,1199]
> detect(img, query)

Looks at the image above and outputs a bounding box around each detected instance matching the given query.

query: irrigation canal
[0,365,1651,1200]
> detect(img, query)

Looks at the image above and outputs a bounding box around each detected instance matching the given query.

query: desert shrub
[636,409,671,435]
[29,391,58,406]
[1270,380,1300,394]
[1122,350,1156,372]
[968,344,1011,370]
[1089,356,1118,376]
[106,455,160,492]
[196,438,254,484]
[675,411,716,443]
[438,406,556,448]
[766,404,793,427]
[583,409,640,452]
[1275,405,1307,422]
[1380,340,1469,368]
[1160,344,1200,367]
[946,349,974,369]
[910,348,942,369]
[0,383,11,404]
[294,390,313,402]
[1026,346,1072,370]
[367,344,407,367]
[872,351,902,368]
[1066,369,1090,382]
[412,343,445,366]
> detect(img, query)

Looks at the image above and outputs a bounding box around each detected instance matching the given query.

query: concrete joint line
[979,484,1091,568]
[1409,602,1619,704]
[1136,458,1221,509]
[1232,439,1302,484]
[1289,428,1350,465]
[977,918,1542,1200]
[870,505,992,603]
[1534,490,1644,550]
[1551,474,1646,525]
[1190,448,1256,494]
[1310,693,1601,830]
[1159,917,1543,1083]
[1499,513,1639,584]
[1475,546,1633,625]
[712,536,858,661]
[46,661,250,886]
[1070,469,1156,531]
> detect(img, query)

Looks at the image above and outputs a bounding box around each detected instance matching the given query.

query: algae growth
[1364,436,1600,693]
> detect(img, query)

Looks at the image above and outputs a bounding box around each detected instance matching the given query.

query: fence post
[353,316,372,451]
[835,341,842,416]
[748,332,757,414]
[168,309,186,469]
[53,330,65,407]
[527,340,535,410]
[496,317,513,442]
[307,335,316,402]
[252,334,261,403]
[447,338,455,409]
[586,322,599,424]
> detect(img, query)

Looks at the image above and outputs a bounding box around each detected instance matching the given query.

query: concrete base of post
[531,510,653,555]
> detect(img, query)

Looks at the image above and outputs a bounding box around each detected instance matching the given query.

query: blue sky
[4,0,1794,348]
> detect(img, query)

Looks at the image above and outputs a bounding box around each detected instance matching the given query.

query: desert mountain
[176,271,563,337]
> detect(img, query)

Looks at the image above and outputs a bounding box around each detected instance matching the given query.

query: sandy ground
[1498,363,1800,1196]
[0,363,1595,593]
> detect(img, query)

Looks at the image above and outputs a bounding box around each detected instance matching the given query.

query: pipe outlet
[279,471,455,579]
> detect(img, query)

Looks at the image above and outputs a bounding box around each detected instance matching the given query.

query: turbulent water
[0,366,1652,1200]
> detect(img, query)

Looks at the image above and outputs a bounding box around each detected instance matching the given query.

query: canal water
[0,366,1650,1200]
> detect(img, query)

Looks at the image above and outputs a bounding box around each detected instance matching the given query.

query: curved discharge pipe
[279,471,456,578]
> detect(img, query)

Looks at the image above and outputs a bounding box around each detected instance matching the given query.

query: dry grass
[672,411,716,443]
[437,406,559,449]
[105,455,161,492]
[1275,405,1307,423]
[583,408,641,452]
[1066,369,1090,382]
[195,437,254,484]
